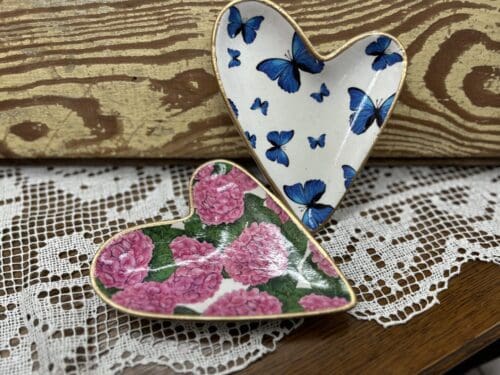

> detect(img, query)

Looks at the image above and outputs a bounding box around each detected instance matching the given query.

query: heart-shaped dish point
[212,0,407,231]
[91,160,355,320]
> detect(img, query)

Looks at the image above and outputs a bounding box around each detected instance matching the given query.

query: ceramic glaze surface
[91,160,355,320]
[213,0,406,231]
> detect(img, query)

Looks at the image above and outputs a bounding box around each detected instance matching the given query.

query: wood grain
[123,261,500,375]
[0,0,499,159]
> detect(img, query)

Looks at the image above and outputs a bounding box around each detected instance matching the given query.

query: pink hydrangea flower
[203,288,282,316]
[196,164,214,181]
[299,294,348,311]
[226,168,258,191]
[265,196,290,224]
[170,235,217,261]
[164,258,223,303]
[193,173,245,225]
[308,242,339,277]
[95,230,154,289]
[224,223,288,285]
[112,282,176,314]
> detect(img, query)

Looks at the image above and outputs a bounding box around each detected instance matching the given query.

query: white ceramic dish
[213,0,407,231]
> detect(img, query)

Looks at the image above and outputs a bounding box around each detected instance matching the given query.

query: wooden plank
[0,0,498,158]
[122,261,500,374]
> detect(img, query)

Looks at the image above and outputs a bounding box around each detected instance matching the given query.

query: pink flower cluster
[265,196,290,224]
[299,294,348,312]
[164,258,223,303]
[204,288,282,316]
[170,235,217,261]
[193,163,257,225]
[224,222,288,285]
[112,282,176,314]
[308,242,339,278]
[95,233,225,314]
[226,167,258,191]
[95,230,154,289]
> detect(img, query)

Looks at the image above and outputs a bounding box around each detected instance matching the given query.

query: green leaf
[222,269,231,279]
[174,306,200,315]
[184,211,243,248]
[214,162,232,175]
[281,220,308,254]
[95,279,120,298]
[183,214,204,238]
[142,226,183,282]
[243,193,282,226]
[257,273,311,313]
[302,259,352,300]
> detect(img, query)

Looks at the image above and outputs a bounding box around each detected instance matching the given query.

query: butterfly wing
[385,52,403,66]
[228,48,241,68]
[310,92,323,103]
[251,98,268,115]
[261,101,269,116]
[228,98,238,118]
[348,87,377,135]
[266,130,293,166]
[242,15,264,44]
[266,131,280,147]
[320,83,330,97]
[302,204,334,231]
[245,131,256,148]
[228,59,240,68]
[277,130,294,145]
[277,63,300,93]
[227,6,243,38]
[283,182,309,205]
[265,147,289,166]
[376,94,395,127]
[342,165,356,189]
[291,33,324,74]
[372,52,403,71]
[251,98,261,110]
[227,48,240,58]
[302,179,327,205]
[365,36,391,56]
[318,133,326,147]
[257,58,300,93]
[307,136,318,149]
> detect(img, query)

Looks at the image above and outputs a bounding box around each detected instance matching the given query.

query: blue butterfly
[365,36,403,71]
[227,6,264,44]
[244,131,256,148]
[348,87,395,135]
[283,180,334,231]
[227,48,241,68]
[265,130,294,167]
[250,97,268,115]
[307,134,326,149]
[342,165,356,189]
[310,83,330,102]
[228,98,238,118]
[257,32,324,93]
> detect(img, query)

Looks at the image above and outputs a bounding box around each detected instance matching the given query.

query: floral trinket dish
[91,160,355,320]
[213,0,407,231]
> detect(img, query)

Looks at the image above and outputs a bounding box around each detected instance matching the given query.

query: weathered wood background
[0,0,498,159]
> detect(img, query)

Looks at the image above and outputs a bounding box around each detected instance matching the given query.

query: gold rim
[211,0,408,233]
[90,159,357,321]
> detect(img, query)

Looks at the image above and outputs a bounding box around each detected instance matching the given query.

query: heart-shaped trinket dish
[91,160,355,320]
[212,0,407,231]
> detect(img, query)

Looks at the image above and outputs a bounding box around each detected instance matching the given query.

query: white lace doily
[0,163,498,374]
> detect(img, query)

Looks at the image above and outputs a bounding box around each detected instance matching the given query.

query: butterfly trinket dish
[91,161,355,320]
[213,0,407,231]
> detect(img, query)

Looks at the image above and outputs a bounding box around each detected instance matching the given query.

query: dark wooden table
[126,261,499,374]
